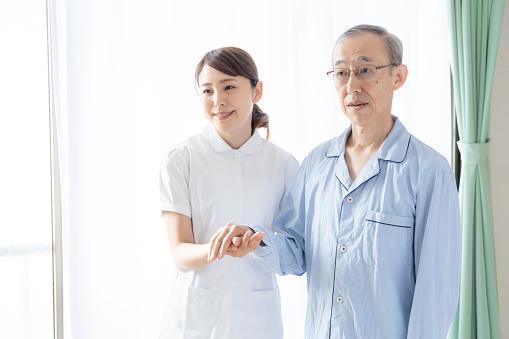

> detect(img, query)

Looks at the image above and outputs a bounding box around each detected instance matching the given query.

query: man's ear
[392,64,408,91]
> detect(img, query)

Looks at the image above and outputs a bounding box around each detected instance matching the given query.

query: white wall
[491,3,509,338]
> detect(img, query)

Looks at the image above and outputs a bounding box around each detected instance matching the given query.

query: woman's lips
[213,110,235,119]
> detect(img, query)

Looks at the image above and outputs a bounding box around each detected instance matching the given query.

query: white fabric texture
[159,126,299,339]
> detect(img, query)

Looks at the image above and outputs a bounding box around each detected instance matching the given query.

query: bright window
[0,1,53,339]
[3,1,452,338]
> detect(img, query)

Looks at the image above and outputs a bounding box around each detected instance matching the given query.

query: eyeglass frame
[326,63,399,83]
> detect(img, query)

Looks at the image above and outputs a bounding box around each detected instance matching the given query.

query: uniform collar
[325,116,411,163]
[202,125,265,155]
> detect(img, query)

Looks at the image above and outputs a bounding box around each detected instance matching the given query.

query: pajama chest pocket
[363,210,414,270]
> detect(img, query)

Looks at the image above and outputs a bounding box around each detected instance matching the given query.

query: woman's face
[198,65,261,138]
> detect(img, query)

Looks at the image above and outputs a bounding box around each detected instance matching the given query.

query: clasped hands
[207,223,265,263]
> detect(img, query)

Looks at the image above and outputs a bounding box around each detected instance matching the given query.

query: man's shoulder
[407,134,452,173]
[304,135,343,164]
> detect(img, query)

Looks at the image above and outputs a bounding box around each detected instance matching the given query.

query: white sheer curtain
[0,2,53,338]
[50,0,451,338]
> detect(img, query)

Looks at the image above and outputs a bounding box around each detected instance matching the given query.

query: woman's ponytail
[251,104,269,139]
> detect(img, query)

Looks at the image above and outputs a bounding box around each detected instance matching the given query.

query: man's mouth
[347,102,368,109]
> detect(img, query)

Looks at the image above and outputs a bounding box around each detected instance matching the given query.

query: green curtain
[448,0,505,338]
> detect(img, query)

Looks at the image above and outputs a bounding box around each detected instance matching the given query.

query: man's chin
[345,110,372,124]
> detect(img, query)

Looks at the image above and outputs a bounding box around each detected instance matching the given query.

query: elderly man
[209,24,461,339]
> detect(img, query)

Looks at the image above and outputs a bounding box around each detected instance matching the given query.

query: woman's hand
[208,223,264,262]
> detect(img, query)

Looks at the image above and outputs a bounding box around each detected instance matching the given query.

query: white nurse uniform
[159,125,299,339]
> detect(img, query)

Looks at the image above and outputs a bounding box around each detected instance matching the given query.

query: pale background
[1,0,508,338]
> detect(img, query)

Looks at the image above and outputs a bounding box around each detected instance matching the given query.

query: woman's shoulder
[262,139,299,167]
[165,133,208,158]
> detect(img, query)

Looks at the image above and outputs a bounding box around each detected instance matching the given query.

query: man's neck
[344,115,394,182]
[347,116,394,152]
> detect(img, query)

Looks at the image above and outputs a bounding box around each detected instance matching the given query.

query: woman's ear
[253,81,263,103]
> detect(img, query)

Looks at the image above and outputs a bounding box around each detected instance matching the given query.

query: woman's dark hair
[195,47,269,138]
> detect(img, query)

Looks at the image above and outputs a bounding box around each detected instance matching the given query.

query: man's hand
[208,223,264,262]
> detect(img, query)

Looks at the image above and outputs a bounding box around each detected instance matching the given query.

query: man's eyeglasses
[326,63,398,84]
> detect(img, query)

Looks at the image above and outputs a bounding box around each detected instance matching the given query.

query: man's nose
[345,72,362,94]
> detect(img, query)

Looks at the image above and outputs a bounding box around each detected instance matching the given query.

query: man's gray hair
[335,24,403,65]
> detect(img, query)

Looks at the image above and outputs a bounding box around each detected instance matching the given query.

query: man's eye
[202,89,212,94]
[336,70,348,77]
[358,67,372,74]
[225,85,236,90]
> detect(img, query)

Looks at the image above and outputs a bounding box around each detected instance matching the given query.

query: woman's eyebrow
[199,78,238,87]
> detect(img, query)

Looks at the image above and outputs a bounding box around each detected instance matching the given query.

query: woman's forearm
[173,242,210,272]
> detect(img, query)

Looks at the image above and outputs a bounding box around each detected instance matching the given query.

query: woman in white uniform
[159,47,299,339]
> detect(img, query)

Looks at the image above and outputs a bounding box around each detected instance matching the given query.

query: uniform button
[340,245,348,253]
[336,296,344,304]
[346,196,354,203]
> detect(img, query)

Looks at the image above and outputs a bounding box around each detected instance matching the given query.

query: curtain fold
[448,0,505,338]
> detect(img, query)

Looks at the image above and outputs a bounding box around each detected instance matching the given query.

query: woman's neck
[217,125,252,149]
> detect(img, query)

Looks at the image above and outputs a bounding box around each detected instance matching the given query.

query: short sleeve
[159,146,191,217]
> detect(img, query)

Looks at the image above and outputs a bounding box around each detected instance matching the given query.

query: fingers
[248,231,265,250]
[232,236,243,247]
[209,225,261,261]
[219,227,237,259]
[219,225,250,259]
[225,231,264,258]
[227,243,239,252]
[208,226,230,262]
[208,229,222,262]
[240,230,253,250]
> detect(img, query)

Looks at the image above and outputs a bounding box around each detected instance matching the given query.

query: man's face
[332,32,406,127]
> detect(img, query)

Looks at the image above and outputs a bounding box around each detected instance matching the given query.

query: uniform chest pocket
[363,210,414,270]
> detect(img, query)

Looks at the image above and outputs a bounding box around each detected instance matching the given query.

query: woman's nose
[213,92,226,107]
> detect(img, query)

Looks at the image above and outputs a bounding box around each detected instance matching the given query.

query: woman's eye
[202,89,212,94]
[225,85,236,90]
